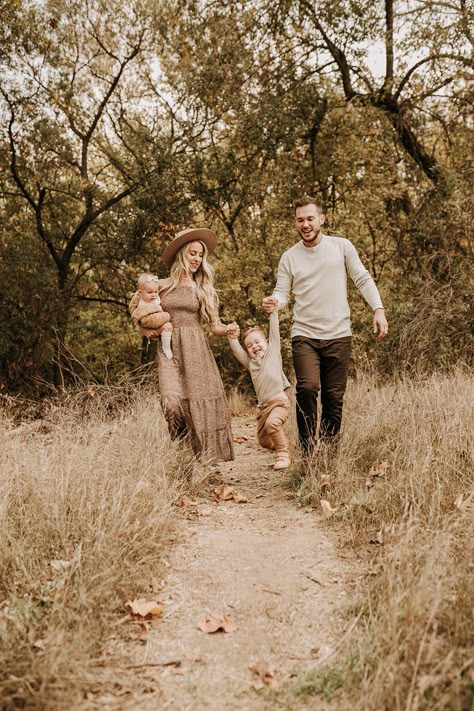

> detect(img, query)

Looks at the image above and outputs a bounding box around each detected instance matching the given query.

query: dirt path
[132,416,359,710]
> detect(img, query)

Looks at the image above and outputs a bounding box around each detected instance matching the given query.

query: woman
[131,227,236,462]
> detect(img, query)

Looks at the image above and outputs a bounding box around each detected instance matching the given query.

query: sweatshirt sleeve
[344,240,384,311]
[272,254,291,308]
[268,310,281,348]
[228,338,251,369]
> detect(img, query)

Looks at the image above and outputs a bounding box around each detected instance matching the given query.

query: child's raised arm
[227,328,250,369]
[268,310,281,348]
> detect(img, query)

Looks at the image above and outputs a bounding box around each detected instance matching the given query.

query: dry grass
[0,385,192,709]
[292,369,474,710]
[226,386,255,417]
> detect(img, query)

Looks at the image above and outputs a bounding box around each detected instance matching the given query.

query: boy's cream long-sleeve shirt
[273,235,384,339]
[228,311,290,406]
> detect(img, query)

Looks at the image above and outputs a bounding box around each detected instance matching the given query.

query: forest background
[0,0,473,393]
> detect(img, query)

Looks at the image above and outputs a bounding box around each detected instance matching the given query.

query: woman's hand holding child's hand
[226,322,240,339]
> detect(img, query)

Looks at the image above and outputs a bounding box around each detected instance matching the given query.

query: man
[263,195,388,452]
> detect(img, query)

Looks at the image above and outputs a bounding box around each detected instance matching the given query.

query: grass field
[291,369,474,711]
[1,370,472,710]
[0,384,192,709]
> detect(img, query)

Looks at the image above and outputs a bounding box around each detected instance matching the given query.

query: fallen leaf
[214,484,235,501]
[197,614,237,634]
[233,435,249,443]
[320,499,337,517]
[33,638,46,651]
[126,598,164,618]
[369,529,384,545]
[213,484,248,503]
[233,491,248,503]
[319,475,331,489]
[249,661,278,688]
[180,494,198,507]
[366,461,389,489]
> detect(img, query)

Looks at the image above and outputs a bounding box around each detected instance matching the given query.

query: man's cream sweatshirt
[273,235,384,339]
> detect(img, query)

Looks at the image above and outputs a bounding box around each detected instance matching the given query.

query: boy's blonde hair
[137,272,159,291]
[243,326,267,345]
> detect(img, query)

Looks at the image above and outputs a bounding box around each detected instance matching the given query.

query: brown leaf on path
[214,484,235,501]
[233,491,248,503]
[126,598,164,618]
[213,484,248,503]
[180,494,198,508]
[233,435,249,443]
[320,499,337,517]
[249,661,278,688]
[197,614,237,634]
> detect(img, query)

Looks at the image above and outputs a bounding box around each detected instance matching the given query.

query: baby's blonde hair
[243,326,267,345]
[137,272,159,291]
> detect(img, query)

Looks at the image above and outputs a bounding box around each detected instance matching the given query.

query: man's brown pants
[292,335,352,451]
[256,398,290,455]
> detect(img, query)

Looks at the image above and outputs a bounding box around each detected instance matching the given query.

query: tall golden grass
[0,385,191,709]
[294,369,474,710]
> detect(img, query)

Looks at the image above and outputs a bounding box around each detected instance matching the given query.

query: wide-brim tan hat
[162,227,217,267]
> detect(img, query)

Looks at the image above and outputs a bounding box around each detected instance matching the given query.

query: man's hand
[373,308,388,339]
[262,296,278,314]
[226,322,240,339]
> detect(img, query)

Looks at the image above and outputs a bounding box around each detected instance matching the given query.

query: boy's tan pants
[256,398,290,455]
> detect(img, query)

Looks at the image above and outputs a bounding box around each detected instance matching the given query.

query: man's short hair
[293,195,323,214]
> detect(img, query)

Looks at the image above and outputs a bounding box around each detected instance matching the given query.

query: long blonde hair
[162,241,219,324]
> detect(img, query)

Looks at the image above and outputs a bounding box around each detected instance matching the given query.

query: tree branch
[3,94,62,269]
[383,0,394,89]
[62,183,139,267]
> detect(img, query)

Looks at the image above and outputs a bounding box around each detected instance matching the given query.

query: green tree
[0,0,184,386]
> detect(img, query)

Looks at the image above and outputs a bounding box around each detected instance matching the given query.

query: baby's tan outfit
[129,292,171,331]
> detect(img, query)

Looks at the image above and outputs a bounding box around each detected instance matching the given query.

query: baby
[227,305,291,470]
[129,273,173,359]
